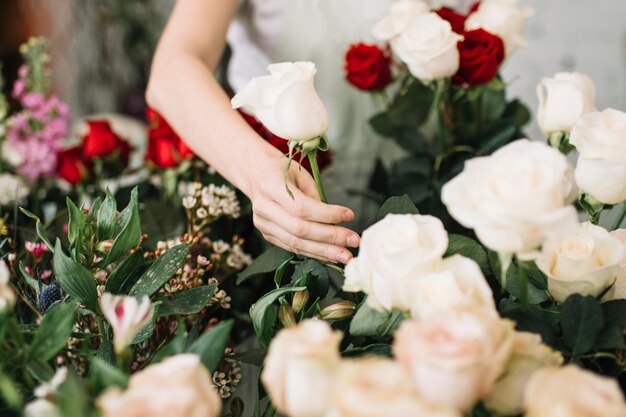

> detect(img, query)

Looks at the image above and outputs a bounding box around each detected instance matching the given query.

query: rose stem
[307,151,327,203]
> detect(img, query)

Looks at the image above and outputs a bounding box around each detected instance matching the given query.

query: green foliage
[349,302,404,339]
[156,284,217,316]
[561,295,605,357]
[377,195,419,220]
[52,240,99,313]
[96,190,117,241]
[237,246,293,284]
[100,187,141,267]
[187,320,234,372]
[104,249,147,294]
[128,243,189,297]
[250,287,306,349]
[29,303,76,361]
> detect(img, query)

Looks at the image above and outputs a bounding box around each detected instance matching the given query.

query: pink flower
[17,65,29,78]
[100,294,154,354]
[21,92,46,110]
[12,80,26,99]
[25,241,50,257]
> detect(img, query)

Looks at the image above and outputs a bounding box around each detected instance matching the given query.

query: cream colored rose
[409,255,496,319]
[391,12,462,81]
[536,222,623,304]
[231,62,329,142]
[570,109,626,204]
[537,72,596,134]
[441,139,578,255]
[261,319,342,417]
[465,0,534,55]
[372,0,430,41]
[343,214,448,312]
[484,332,563,416]
[608,229,626,300]
[524,365,626,417]
[326,357,460,417]
[97,354,222,417]
[0,261,15,312]
[394,308,515,411]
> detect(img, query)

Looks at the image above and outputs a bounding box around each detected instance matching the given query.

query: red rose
[469,1,481,14]
[146,108,195,168]
[57,146,92,185]
[344,43,392,91]
[436,7,467,33]
[82,120,120,158]
[453,29,505,87]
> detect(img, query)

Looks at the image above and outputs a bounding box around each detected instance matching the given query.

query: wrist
[234,139,284,199]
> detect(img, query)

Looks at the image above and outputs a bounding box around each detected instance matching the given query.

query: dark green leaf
[132,302,160,344]
[602,300,626,327]
[445,234,491,276]
[27,359,55,382]
[595,323,626,350]
[105,249,146,294]
[66,198,85,247]
[157,284,217,316]
[506,263,550,305]
[232,349,266,367]
[57,370,89,417]
[342,344,391,358]
[97,340,115,364]
[251,287,306,349]
[29,302,76,361]
[19,261,40,297]
[101,187,141,267]
[274,258,292,288]
[20,208,54,252]
[97,190,117,241]
[500,305,558,348]
[128,244,189,297]
[369,112,394,137]
[349,302,404,338]
[91,357,129,391]
[237,246,293,284]
[561,295,605,356]
[291,259,330,301]
[53,240,99,313]
[377,195,419,220]
[187,320,234,372]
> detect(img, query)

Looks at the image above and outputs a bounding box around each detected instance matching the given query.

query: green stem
[96,315,107,341]
[518,263,529,310]
[611,202,626,231]
[434,81,449,156]
[307,151,327,203]
[262,404,277,417]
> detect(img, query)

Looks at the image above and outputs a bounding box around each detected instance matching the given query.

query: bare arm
[146,0,359,264]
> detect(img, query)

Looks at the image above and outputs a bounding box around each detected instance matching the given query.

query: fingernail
[347,234,359,247]
[337,252,350,264]
[343,210,354,222]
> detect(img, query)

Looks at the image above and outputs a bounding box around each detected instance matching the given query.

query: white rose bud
[98,354,222,417]
[524,365,626,417]
[372,0,430,41]
[394,308,515,411]
[484,332,563,416]
[0,260,15,313]
[99,293,154,354]
[343,214,448,312]
[409,255,496,320]
[537,72,596,135]
[465,0,534,55]
[536,222,624,304]
[608,229,626,301]
[231,62,329,142]
[327,357,461,417]
[570,109,626,205]
[442,139,579,255]
[261,319,342,417]
[391,12,463,82]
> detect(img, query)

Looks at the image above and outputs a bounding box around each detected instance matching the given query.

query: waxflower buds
[100,293,154,354]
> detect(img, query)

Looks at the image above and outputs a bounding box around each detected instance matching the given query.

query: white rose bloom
[441,139,578,255]
[99,293,154,354]
[391,12,462,81]
[484,332,563,416]
[537,72,596,134]
[261,319,342,417]
[343,214,448,312]
[524,365,626,417]
[24,399,60,417]
[409,255,496,319]
[608,229,626,300]
[372,0,430,41]
[536,222,623,304]
[570,109,626,204]
[1,140,24,167]
[465,0,534,55]
[326,357,460,417]
[0,173,29,206]
[231,62,329,142]
[394,308,515,411]
[0,260,15,312]
[98,355,221,417]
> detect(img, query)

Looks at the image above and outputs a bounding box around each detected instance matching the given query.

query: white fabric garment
[227,0,404,226]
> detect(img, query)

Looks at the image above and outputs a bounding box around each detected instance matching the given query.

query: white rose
[97,354,222,417]
[372,0,430,41]
[465,0,534,55]
[391,12,462,81]
[484,332,563,416]
[409,255,496,319]
[343,214,448,312]
[231,62,329,142]
[537,72,596,134]
[25,399,60,417]
[261,319,342,417]
[394,308,515,411]
[570,109,626,204]
[442,139,578,255]
[0,260,15,312]
[326,357,460,417]
[536,222,623,304]
[524,365,626,417]
[608,229,626,300]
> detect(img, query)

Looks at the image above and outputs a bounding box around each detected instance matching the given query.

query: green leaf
[377,195,419,220]
[53,240,99,313]
[595,323,626,350]
[251,287,306,349]
[128,244,189,297]
[86,197,103,224]
[445,235,491,276]
[66,197,85,247]
[187,320,234,372]
[19,261,40,297]
[561,295,605,356]
[157,284,217,316]
[349,302,404,338]
[57,370,89,417]
[131,306,159,344]
[602,300,626,327]
[274,258,293,288]
[506,263,550,305]
[500,305,559,348]
[232,349,266,367]
[97,189,117,241]
[342,344,391,358]
[27,359,55,383]
[105,249,146,294]
[91,357,128,392]
[101,187,141,267]
[291,259,330,301]
[369,112,394,137]
[97,340,115,364]
[19,207,54,252]
[237,246,293,284]
[29,302,76,361]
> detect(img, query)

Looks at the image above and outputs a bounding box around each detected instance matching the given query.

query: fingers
[272,182,355,224]
[293,168,321,200]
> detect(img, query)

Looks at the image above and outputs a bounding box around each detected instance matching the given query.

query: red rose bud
[82,120,121,159]
[344,43,392,91]
[453,29,505,87]
[57,146,92,185]
[146,108,195,168]
[292,289,310,314]
[320,300,356,321]
[436,7,467,34]
[278,303,297,328]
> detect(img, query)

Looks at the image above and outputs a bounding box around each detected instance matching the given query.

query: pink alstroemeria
[99,293,154,354]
